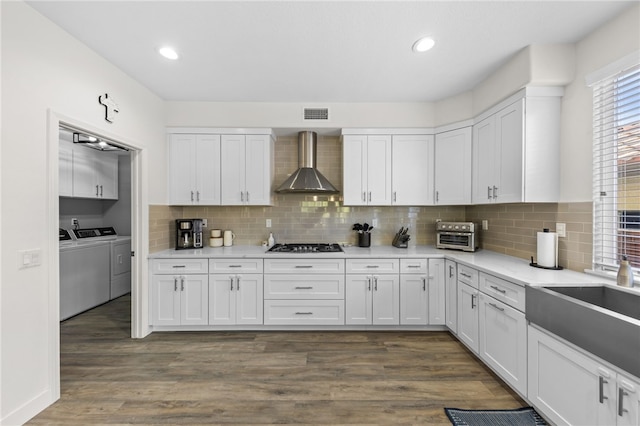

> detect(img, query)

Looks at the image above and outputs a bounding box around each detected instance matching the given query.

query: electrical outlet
[482,220,489,230]
[202,219,208,227]
[266,219,272,228]
[372,218,378,227]
[556,223,566,238]
[71,218,78,227]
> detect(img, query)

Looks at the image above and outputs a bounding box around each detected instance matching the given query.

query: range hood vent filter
[275,131,338,194]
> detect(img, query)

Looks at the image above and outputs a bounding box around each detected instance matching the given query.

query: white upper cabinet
[70,144,119,200]
[221,134,273,206]
[434,127,471,205]
[343,134,392,206]
[392,135,434,205]
[168,134,221,205]
[59,140,73,197]
[472,88,562,204]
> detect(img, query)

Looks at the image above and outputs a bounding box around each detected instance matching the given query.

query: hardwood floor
[28,295,525,425]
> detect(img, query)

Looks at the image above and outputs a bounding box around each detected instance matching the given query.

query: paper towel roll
[537,230,558,268]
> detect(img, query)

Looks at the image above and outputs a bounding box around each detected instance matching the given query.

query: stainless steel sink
[526,285,640,377]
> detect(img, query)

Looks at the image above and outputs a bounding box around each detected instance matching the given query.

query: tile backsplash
[150,134,593,273]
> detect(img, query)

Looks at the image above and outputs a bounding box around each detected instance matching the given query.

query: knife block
[392,232,409,248]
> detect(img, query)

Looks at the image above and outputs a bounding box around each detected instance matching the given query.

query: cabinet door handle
[374,276,378,291]
[295,265,313,269]
[240,192,244,202]
[619,387,629,416]
[246,192,250,202]
[422,277,426,291]
[100,185,103,197]
[487,186,492,200]
[490,285,507,294]
[449,265,454,278]
[196,191,200,202]
[471,293,477,309]
[180,277,185,292]
[599,376,609,403]
[174,278,178,292]
[96,185,100,197]
[362,192,367,202]
[236,276,240,290]
[489,302,504,312]
[436,191,439,203]
[493,186,498,199]
[368,192,372,202]
[190,191,194,202]
[393,191,397,202]
[295,286,313,290]
[230,276,234,291]
[367,277,371,291]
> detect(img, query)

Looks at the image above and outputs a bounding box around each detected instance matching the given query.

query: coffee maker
[176,219,204,250]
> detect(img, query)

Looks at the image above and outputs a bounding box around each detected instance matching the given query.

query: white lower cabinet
[346,274,400,325]
[427,258,446,325]
[457,282,479,353]
[151,274,208,326]
[529,325,640,426]
[478,292,527,395]
[399,273,428,324]
[444,260,458,333]
[209,274,263,325]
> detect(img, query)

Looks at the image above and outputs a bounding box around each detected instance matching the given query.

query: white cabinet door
[59,140,73,197]
[209,274,235,325]
[220,134,246,205]
[528,325,616,426]
[457,282,479,353]
[72,145,99,198]
[478,293,527,395]
[244,135,271,206]
[342,135,391,205]
[195,134,221,205]
[472,115,497,204]
[235,273,263,325]
[345,275,373,324]
[392,135,434,205]
[95,153,118,200]
[445,260,458,333]
[367,135,392,205]
[427,258,445,325]
[180,275,209,325]
[168,134,197,204]
[494,99,524,203]
[400,274,427,325]
[371,275,400,325]
[151,275,181,326]
[618,373,640,426]
[434,127,471,205]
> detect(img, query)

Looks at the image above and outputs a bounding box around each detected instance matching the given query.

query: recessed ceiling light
[412,37,435,53]
[158,46,179,60]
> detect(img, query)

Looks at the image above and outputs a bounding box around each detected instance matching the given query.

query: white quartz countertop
[149,245,624,289]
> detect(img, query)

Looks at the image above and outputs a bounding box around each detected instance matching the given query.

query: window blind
[592,62,640,272]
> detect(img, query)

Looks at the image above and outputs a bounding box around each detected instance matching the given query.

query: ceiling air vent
[303,107,329,121]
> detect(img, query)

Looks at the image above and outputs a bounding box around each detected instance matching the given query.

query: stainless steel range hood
[275,131,339,193]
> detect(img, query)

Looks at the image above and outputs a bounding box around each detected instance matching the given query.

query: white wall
[0,2,165,424]
[559,3,640,202]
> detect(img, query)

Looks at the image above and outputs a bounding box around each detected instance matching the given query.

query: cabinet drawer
[479,273,525,312]
[346,258,399,274]
[152,258,208,274]
[209,258,263,273]
[264,300,345,325]
[400,258,428,274]
[457,264,479,288]
[264,259,345,274]
[264,274,345,300]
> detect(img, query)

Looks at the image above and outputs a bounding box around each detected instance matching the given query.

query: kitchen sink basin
[526,285,640,377]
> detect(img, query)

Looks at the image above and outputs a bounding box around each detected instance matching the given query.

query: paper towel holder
[530,256,564,270]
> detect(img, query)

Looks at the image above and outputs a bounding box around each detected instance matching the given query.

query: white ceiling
[27,1,634,103]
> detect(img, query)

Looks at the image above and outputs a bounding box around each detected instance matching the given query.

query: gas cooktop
[267,243,343,253]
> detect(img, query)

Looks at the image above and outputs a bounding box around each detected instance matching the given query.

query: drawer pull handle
[295,312,313,315]
[172,265,186,268]
[295,286,313,290]
[407,265,420,268]
[460,272,471,278]
[599,376,609,403]
[489,302,504,312]
[366,265,379,268]
[228,265,242,268]
[490,285,506,294]
[295,265,313,269]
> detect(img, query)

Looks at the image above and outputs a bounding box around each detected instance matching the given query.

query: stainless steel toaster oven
[436,221,479,252]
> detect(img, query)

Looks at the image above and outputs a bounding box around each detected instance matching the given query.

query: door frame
[46,110,149,402]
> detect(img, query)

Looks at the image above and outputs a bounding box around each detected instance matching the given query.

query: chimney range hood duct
[275,131,339,193]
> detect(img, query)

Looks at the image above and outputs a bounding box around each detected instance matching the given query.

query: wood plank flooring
[28,295,525,425]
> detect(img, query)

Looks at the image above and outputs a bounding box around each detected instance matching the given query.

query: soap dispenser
[617,255,634,287]
[268,232,275,247]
